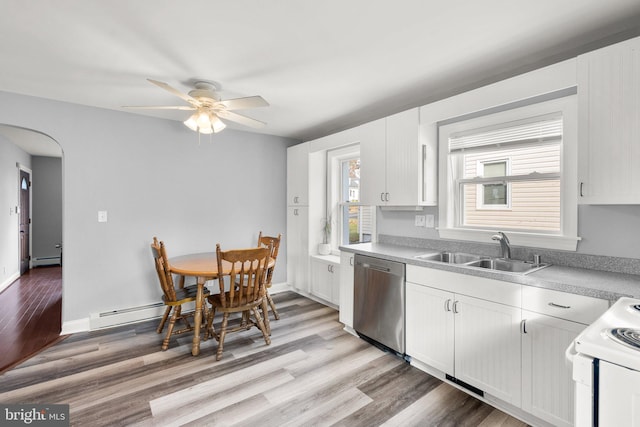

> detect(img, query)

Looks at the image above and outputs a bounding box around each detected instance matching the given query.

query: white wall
[0,90,297,329]
[0,137,30,290]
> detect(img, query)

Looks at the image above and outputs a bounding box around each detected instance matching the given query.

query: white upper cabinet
[287,143,309,206]
[578,36,640,204]
[359,118,387,205]
[360,108,436,206]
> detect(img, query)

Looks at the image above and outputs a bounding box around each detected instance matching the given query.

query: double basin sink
[414,251,549,275]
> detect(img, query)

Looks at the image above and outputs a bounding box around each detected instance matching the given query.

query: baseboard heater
[32,256,61,267]
[90,302,165,329]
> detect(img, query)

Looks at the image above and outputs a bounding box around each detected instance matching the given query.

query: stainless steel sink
[466,258,549,274]
[415,252,482,264]
[415,251,549,274]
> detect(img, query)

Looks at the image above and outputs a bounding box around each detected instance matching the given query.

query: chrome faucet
[491,232,511,259]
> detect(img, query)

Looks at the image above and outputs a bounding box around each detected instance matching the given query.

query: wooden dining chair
[151,237,210,351]
[257,232,282,328]
[206,244,272,361]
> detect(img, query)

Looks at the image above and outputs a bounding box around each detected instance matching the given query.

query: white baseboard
[61,318,90,335]
[0,271,20,295]
[269,281,292,294]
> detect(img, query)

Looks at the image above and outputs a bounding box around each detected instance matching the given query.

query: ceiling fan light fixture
[211,114,226,133]
[196,111,211,129]
[199,125,214,134]
[130,79,268,137]
[183,113,199,132]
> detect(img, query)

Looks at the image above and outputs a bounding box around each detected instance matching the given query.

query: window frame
[327,144,375,252]
[438,95,578,251]
[475,158,512,210]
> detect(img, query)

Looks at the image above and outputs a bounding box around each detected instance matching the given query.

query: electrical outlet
[98,211,108,223]
[425,214,435,228]
[415,215,426,227]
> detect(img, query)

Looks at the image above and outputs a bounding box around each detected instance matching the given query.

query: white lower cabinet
[310,256,339,305]
[454,294,522,406]
[520,287,608,427]
[338,252,354,328]
[406,283,454,374]
[521,311,585,427]
[405,266,522,407]
[406,264,609,426]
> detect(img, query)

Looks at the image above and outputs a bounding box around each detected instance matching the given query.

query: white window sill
[438,228,580,252]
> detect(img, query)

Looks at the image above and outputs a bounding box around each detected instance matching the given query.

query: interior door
[19,169,30,275]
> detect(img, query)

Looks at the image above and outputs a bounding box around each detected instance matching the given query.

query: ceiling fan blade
[147,79,200,106]
[123,105,196,110]
[220,96,269,110]
[218,110,266,128]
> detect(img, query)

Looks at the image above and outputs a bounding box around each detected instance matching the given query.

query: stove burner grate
[632,304,640,313]
[607,328,640,350]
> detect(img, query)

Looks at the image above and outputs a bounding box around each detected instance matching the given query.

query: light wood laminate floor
[0,292,528,426]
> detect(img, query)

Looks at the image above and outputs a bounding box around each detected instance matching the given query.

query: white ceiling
[1,0,640,148]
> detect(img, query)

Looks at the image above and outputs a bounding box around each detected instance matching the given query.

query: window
[477,159,510,208]
[328,145,374,250]
[438,95,578,250]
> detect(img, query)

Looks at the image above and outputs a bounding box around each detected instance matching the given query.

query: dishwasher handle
[356,262,391,273]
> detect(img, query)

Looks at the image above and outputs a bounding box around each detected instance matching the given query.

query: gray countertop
[340,242,640,302]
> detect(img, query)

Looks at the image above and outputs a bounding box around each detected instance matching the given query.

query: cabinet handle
[349,256,354,266]
[444,299,451,312]
[521,319,528,334]
[579,182,584,197]
[294,196,299,204]
[380,192,385,202]
[421,144,427,202]
[548,302,571,309]
[294,208,298,216]
[385,192,390,202]
[452,300,459,314]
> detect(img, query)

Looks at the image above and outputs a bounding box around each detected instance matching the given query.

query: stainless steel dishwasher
[353,254,405,355]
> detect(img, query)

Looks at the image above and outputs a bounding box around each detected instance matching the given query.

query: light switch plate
[98,211,108,223]
[425,214,435,228]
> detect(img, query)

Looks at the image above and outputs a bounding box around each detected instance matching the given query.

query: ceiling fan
[125,79,269,134]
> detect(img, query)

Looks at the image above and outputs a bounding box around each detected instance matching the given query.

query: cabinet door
[359,118,387,205]
[339,252,354,327]
[578,36,640,204]
[287,143,309,205]
[406,282,454,374]
[454,294,522,407]
[286,206,309,292]
[310,258,332,302]
[522,311,585,427]
[310,258,339,304]
[385,108,421,205]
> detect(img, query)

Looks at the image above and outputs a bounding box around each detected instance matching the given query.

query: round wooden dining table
[169,252,274,356]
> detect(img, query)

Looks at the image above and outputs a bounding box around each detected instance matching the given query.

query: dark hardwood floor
[0,291,527,426]
[0,265,64,374]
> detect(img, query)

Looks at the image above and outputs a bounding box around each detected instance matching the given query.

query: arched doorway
[0,124,64,373]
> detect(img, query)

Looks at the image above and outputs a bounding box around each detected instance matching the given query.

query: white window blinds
[449,113,562,153]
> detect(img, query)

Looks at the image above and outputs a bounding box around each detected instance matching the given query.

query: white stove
[569,297,640,426]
